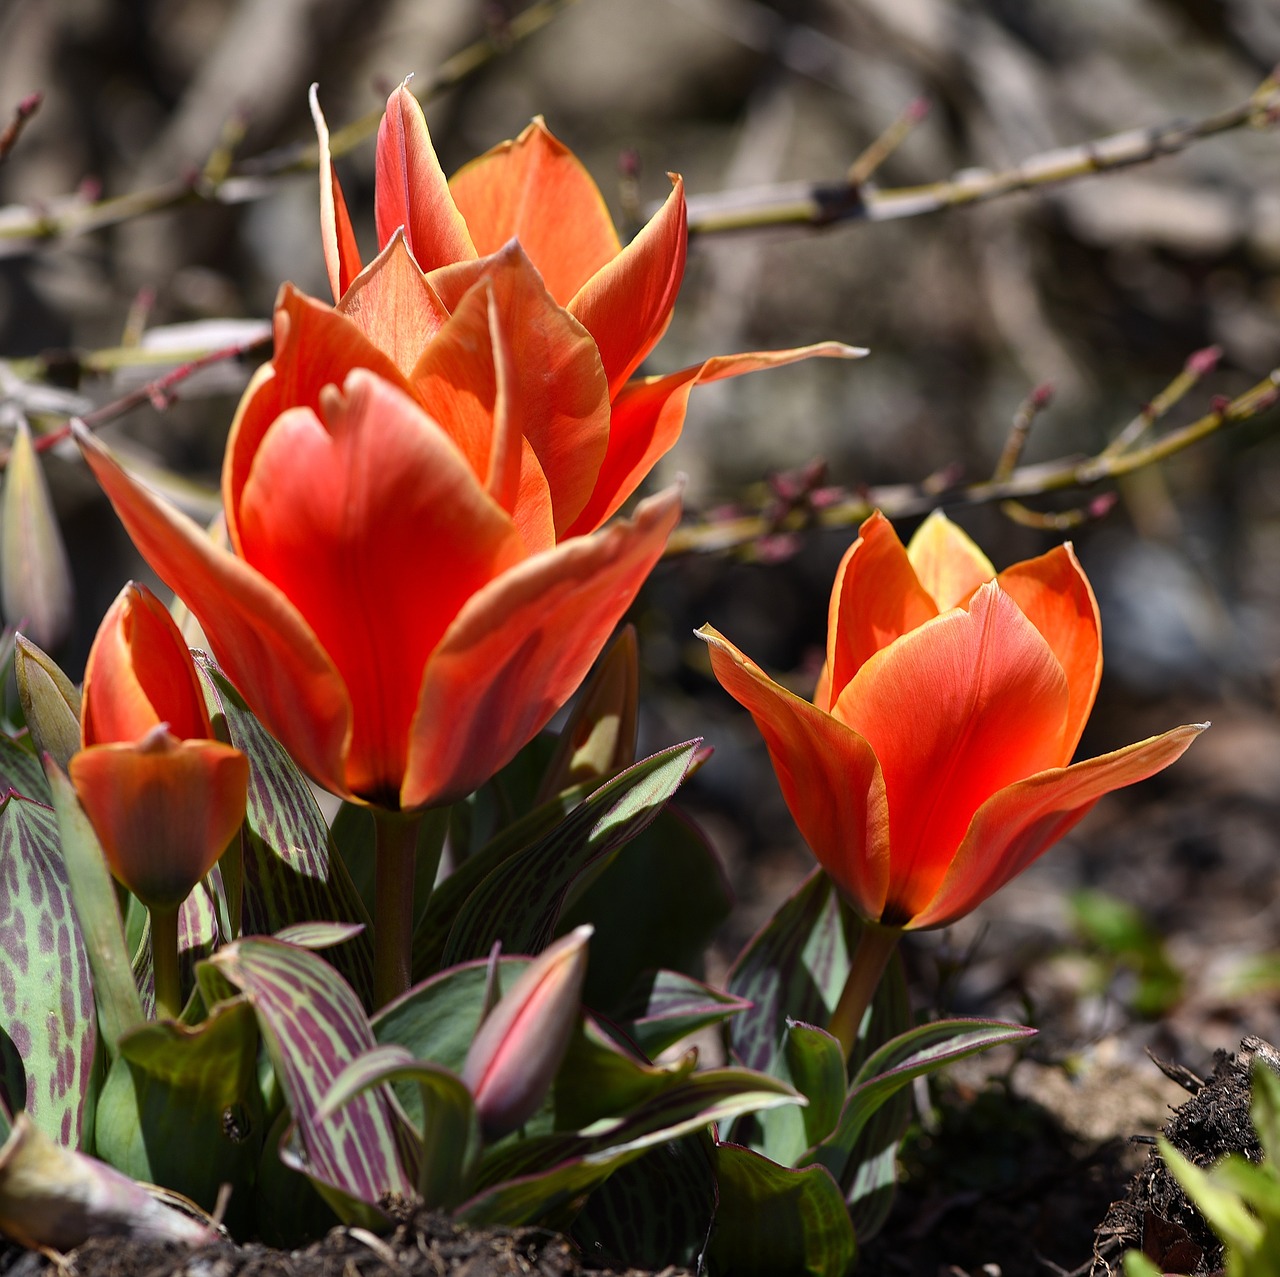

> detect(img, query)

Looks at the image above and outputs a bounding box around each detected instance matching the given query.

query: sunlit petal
[402,486,680,811]
[910,724,1206,929]
[834,582,1069,925]
[310,84,362,301]
[699,623,891,921]
[449,117,622,306]
[905,511,996,610]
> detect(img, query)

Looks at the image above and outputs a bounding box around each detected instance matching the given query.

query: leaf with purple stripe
[612,970,750,1060]
[195,657,374,1004]
[208,936,415,1222]
[0,732,50,806]
[442,742,698,966]
[0,789,96,1148]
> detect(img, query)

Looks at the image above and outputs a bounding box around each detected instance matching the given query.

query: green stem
[373,809,426,1008]
[149,904,182,1021]
[828,922,902,1062]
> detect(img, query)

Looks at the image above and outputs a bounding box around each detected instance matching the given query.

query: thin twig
[663,365,1280,557]
[684,66,1280,236]
[0,0,581,254]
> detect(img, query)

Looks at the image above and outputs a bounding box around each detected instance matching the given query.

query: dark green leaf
[442,743,698,966]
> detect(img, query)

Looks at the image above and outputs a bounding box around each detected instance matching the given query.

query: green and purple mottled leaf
[0,732,50,806]
[442,743,698,967]
[45,760,144,1058]
[195,657,374,1003]
[571,1131,718,1272]
[708,1142,856,1277]
[560,807,732,1014]
[0,789,95,1148]
[93,996,262,1231]
[612,970,750,1061]
[460,1067,802,1227]
[318,1043,477,1209]
[209,936,415,1220]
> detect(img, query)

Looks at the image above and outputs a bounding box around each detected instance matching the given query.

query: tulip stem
[828,922,902,1063]
[149,904,182,1021]
[372,809,427,1009]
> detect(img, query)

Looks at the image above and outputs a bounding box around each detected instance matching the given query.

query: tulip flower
[699,510,1203,1054]
[311,81,863,536]
[463,927,592,1141]
[68,582,248,1018]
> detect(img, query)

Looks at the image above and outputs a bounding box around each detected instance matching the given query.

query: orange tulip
[699,511,1204,931]
[68,583,248,910]
[311,81,863,536]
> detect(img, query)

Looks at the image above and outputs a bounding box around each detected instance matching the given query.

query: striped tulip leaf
[0,731,51,806]
[707,1142,856,1277]
[0,789,96,1147]
[441,742,699,966]
[559,807,732,1015]
[460,1066,802,1227]
[209,935,415,1221]
[45,760,144,1057]
[317,1043,477,1209]
[93,996,262,1231]
[754,1021,847,1170]
[195,657,374,1004]
[610,970,750,1061]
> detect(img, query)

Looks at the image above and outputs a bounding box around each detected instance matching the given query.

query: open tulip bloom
[74,83,860,1005]
[699,510,1203,1054]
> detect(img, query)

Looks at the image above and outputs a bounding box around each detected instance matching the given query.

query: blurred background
[3,0,1280,1082]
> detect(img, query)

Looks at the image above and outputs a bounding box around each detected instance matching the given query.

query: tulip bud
[462,926,592,1141]
[69,583,247,911]
[14,633,81,771]
[537,627,638,803]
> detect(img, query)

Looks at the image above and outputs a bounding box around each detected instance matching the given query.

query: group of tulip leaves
[0,621,1027,1275]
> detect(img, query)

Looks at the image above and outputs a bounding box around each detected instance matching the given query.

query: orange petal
[905,511,996,610]
[335,231,450,375]
[698,623,891,921]
[997,544,1101,758]
[565,342,864,538]
[70,736,248,910]
[910,723,1206,929]
[569,177,687,395]
[375,82,475,270]
[401,485,681,811]
[236,370,526,806]
[224,284,413,550]
[82,583,210,747]
[74,423,354,799]
[823,513,938,710]
[413,242,610,537]
[448,117,622,307]
[310,85,362,301]
[833,582,1070,925]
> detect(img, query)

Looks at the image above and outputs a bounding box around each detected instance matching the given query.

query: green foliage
[1069,888,1183,1017]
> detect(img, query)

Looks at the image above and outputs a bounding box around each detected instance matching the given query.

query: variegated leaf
[0,791,95,1147]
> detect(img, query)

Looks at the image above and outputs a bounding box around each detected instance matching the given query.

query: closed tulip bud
[14,633,81,772]
[462,926,592,1141]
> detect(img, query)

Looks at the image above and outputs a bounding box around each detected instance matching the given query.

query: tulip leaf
[571,1131,719,1272]
[2,417,74,653]
[0,789,96,1147]
[460,1067,802,1227]
[93,996,262,1232]
[318,1043,477,1209]
[195,658,374,1004]
[442,741,699,966]
[0,730,51,805]
[612,970,751,1061]
[707,1142,857,1277]
[411,778,593,980]
[209,935,415,1220]
[754,1021,847,1169]
[45,759,145,1056]
[809,1017,1038,1195]
[559,807,732,1014]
